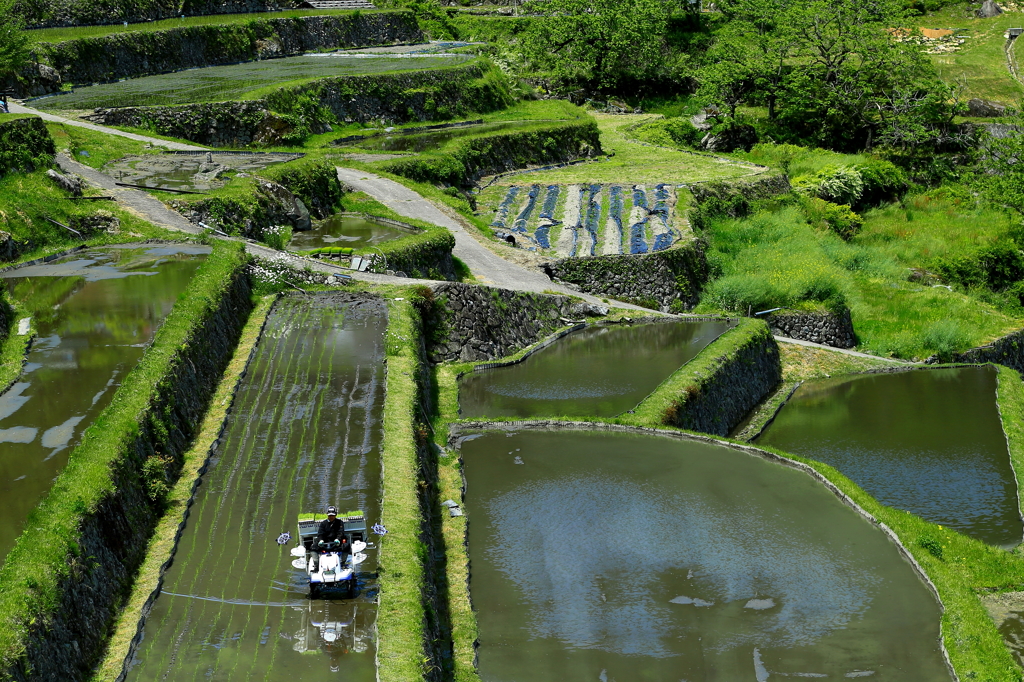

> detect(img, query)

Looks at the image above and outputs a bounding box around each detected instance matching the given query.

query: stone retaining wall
[957,328,1024,373]
[656,318,781,436]
[426,283,588,362]
[37,12,421,88]
[0,245,252,681]
[86,62,509,147]
[372,227,457,281]
[545,241,708,311]
[688,174,792,231]
[764,308,855,348]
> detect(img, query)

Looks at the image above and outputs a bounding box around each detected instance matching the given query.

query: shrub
[933,241,1024,292]
[921,319,970,360]
[855,159,907,208]
[917,535,944,560]
[803,197,863,240]
[812,165,865,205]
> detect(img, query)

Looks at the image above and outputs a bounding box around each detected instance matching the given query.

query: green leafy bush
[803,197,864,240]
[794,164,864,205]
[933,241,1024,292]
[855,159,907,207]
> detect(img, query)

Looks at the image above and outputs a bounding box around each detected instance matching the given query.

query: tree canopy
[0,0,28,80]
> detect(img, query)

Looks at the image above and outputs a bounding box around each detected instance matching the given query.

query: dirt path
[775,336,914,363]
[10,103,206,151]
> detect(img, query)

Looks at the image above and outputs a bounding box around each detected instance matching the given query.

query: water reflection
[462,430,951,681]
[288,214,412,252]
[756,367,1021,547]
[459,321,732,418]
[0,245,208,564]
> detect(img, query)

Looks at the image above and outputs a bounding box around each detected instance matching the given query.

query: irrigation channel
[125,292,385,681]
[459,429,952,681]
[756,366,1022,548]
[458,320,732,418]
[288,214,413,252]
[0,244,208,565]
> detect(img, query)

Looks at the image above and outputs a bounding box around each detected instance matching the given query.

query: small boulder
[700,123,758,152]
[46,169,82,196]
[570,301,610,317]
[968,98,1007,117]
[977,0,1002,17]
[71,210,120,235]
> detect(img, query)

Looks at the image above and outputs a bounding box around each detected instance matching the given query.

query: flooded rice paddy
[288,214,413,251]
[756,366,1021,547]
[458,320,731,419]
[460,429,952,681]
[125,293,386,681]
[34,54,470,109]
[483,182,681,256]
[0,244,208,564]
[103,152,303,191]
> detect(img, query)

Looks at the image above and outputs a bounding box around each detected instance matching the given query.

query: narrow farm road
[335,167,634,306]
[775,336,915,363]
[10,102,206,151]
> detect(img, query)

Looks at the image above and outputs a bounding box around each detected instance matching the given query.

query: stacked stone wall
[765,308,855,348]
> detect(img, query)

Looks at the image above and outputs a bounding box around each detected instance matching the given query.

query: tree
[0,0,28,80]
[518,0,670,93]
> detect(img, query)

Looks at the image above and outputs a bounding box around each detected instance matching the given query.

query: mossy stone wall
[38,12,422,87]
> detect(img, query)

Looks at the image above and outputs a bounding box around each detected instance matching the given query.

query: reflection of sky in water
[486,476,874,658]
[486,381,634,400]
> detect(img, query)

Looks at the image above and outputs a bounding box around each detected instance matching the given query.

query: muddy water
[288,214,412,251]
[459,321,732,418]
[125,293,386,681]
[462,429,951,681]
[756,366,1020,547]
[0,244,208,564]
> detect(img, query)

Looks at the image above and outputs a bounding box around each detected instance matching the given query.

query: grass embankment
[429,310,1024,679]
[377,293,429,681]
[0,241,249,676]
[91,293,275,682]
[24,8,392,43]
[0,295,32,395]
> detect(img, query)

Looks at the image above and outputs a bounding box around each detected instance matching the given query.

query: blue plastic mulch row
[580,184,601,257]
[629,185,649,254]
[608,185,624,253]
[539,185,560,220]
[512,184,541,234]
[490,186,520,228]
[653,183,670,215]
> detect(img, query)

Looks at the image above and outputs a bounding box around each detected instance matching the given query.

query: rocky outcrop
[172,177,310,239]
[38,12,422,87]
[545,241,708,311]
[661,319,781,437]
[978,0,1003,17]
[47,168,82,195]
[968,98,1008,118]
[70,210,120,235]
[425,283,585,363]
[764,308,855,348]
[86,101,281,148]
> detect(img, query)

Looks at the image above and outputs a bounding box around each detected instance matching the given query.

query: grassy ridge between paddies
[377,292,430,681]
[427,309,1024,680]
[91,293,276,682]
[0,241,251,679]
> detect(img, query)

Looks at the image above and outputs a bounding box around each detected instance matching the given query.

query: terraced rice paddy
[483,182,682,256]
[33,54,470,110]
[288,214,413,252]
[337,120,555,153]
[103,152,303,191]
[461,429,952,681]
[459,320,731,418]
[0,244,208,564]
[757,366,1021,547]
[125,292,386,681]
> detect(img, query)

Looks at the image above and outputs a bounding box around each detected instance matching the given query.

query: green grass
[0,296,32,395]
[46,121,152,166]
[34,55,472,110]
[0,241,249,673]
[918,4,1024,104]
[486,113,759,186]
[25,9,392,44]
[90,292,275,682]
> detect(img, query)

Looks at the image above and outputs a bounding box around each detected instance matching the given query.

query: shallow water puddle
[461,430,951,681]
[126,293,386,681]
[459,320,732,418]
[756,366,1021,547]
[0,244,207,564]
[288,214,412,251]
